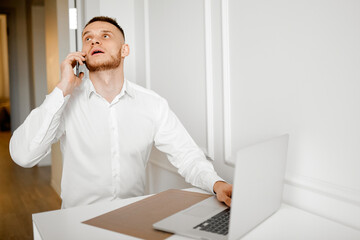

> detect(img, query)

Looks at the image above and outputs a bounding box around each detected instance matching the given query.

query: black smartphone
[76,61,80,77]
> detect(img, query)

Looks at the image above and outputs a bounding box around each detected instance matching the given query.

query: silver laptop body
[153,134,289,240]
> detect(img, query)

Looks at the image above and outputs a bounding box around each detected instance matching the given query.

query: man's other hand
[213,181,232,207]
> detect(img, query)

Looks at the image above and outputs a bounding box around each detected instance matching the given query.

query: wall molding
[204,0,215,160]
[221,0,232,164]
[283,173,360,230]
[144,0,151,89]
[285,173,360,206]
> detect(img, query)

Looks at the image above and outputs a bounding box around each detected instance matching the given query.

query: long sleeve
[9,87,69,168]
[154,98,224,194]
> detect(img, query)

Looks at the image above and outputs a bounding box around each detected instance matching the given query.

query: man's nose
[91,37,101,45]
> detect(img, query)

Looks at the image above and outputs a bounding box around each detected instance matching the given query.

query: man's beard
[86,49,122,72]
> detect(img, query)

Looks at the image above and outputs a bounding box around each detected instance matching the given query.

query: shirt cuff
[203,172,226,195]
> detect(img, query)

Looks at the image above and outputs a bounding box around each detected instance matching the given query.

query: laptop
[153,134,289,240]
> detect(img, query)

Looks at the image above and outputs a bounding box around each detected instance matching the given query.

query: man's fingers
[220,194,231,207]
[67,52,86,58]
[63,57,83,69]
[65,53,86,66]
[70,56,86,67]
[224,196,231,207]
[217,193,232,207]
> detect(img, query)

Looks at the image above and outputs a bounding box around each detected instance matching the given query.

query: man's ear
[121,44,130,57]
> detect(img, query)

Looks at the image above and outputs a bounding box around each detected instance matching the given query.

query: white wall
[227,0,360,187]
[225,0,360,229]
[86,0,360,230]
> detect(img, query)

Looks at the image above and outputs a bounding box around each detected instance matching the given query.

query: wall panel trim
[204,0,215,160]
[221,0,232,163]
[144,0,151,89]
[283,173,360,230]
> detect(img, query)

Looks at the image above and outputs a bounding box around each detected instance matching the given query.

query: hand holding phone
[58,52,86,96]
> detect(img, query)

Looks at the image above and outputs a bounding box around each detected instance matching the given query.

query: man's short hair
[84,16,125,40]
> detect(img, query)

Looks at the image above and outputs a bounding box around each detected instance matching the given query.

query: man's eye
[85,37,91,41]
[104,35,109,39]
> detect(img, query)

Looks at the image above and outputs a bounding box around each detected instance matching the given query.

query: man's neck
[89,66,124,103]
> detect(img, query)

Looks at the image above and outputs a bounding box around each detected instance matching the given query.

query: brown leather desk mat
[83,189,212,239]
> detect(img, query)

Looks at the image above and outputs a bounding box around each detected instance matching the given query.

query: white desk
[33,188,360,240]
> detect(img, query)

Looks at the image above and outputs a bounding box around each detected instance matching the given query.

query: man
[10,16,232,209]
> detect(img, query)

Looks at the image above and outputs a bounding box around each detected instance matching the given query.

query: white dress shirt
[10,78,223,208]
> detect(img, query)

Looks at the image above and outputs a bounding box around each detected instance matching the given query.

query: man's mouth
[91,49,105,56]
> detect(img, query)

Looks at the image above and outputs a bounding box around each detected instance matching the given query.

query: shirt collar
[86,78,96,98]
[124,79,135,98]
[85,78,135,99]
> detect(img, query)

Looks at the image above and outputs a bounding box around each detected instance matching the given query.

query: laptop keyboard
[193,208,230,235]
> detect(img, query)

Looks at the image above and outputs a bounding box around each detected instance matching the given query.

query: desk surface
[33,188,360,240]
